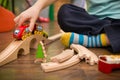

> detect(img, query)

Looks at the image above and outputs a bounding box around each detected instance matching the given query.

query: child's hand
[14,6,40,32]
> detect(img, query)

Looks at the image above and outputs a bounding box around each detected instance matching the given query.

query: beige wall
[54,0,71,20]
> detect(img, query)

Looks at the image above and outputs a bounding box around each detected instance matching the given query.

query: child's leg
[60,32,110,47]
[58,4,110,34]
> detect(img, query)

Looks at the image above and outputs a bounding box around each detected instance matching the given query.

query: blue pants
[58,4,120,53]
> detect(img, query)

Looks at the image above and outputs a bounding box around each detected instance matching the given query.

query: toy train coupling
[21,27,32,40]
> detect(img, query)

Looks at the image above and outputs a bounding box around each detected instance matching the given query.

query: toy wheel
[28,32,31,36]
[42,31,48,38]
[21,36,26,40]
[34,30,40,34]
[34,30,42,35]
[22,32,32,40]
[34,30,37,34]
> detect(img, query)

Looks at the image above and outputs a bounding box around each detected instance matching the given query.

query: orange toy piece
[0,6,15,32]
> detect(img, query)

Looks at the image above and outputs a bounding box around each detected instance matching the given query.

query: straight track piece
[50,49,74,63]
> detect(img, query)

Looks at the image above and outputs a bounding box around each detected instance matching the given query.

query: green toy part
[36,43,45,58]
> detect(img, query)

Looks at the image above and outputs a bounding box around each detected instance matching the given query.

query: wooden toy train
[13,24,48,40]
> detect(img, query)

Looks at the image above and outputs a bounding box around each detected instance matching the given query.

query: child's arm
[14,0,58,31]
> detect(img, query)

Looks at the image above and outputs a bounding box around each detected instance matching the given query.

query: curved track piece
[70,44,98,65]
[41,55,80,72]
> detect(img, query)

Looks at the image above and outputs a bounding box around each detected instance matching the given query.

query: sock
[60,32,108,47]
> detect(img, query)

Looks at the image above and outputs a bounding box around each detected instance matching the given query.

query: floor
[0,21,120,80]
[0,0,120,79]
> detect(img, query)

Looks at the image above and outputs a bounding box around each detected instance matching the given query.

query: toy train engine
[13,25,29,40]
[13,24,48,40]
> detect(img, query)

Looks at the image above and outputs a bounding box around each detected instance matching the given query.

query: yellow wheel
[26,32,31,37]
[28,32,31,36]
[39,31,41,34]
[34,30,39,35]
[37,31,39,34]
[24,34,27,37]
[39,32,42,35]
[22,35,26,40]
[34,30,37,34]
[34,30,42,35]
[21,32,32,40]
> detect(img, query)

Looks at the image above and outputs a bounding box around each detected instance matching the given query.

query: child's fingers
[14,13,30,27]
[14,16,20,26]
[28,18,36,32]
[18,17,27,26]
[14,15,20,23]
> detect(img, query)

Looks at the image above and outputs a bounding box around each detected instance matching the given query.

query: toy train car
[98,55,120,74]
[13,24,48,40]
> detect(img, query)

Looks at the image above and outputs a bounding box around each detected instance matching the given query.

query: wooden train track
[0,34,44,66]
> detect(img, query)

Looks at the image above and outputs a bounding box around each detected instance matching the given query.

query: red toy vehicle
[13,24,48,40]
[98,55,120,74]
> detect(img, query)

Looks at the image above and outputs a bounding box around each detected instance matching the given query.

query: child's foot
[60,32,109,47]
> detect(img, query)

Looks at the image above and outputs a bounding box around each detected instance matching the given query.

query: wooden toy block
[0,34,44,66]
[70,44,98,65]
[50,49,74,63]
[41,55,80,72]
[98,55,120,74]
[34,41,47,63]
